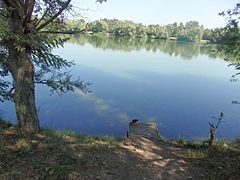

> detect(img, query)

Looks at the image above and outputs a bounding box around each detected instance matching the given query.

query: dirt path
[107,136,203,180]
[117,121,204,179]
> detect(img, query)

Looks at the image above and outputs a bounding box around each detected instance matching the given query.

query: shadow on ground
[0,125,239,179]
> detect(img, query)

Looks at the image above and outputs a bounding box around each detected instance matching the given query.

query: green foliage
[177,21,204,42]
[42,128,117,145]
[0,18,9,37]
[177,134,186,145]
[89,20,109,33]
[218,4,240,57]
[217,3,240,82]
[68,19,207,42]
[0,1,93,103]
[68,17,239,46]
[66,19,86,31]
[0,0,103,133]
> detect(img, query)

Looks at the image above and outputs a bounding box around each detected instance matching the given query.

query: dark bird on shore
[129,119,139,125]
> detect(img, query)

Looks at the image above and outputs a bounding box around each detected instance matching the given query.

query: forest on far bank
[66,18,229,43]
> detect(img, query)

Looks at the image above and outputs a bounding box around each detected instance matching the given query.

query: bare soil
[0,123,240,179]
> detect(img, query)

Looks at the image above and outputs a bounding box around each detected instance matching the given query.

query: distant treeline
[66,19,226,43]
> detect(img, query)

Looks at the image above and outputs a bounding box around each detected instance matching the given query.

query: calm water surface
[2,35,240,139]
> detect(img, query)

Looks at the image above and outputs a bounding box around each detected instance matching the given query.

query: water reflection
[1,34,240,140]
[68,34,223,60]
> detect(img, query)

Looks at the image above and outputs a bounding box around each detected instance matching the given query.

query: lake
[1,34,240,139]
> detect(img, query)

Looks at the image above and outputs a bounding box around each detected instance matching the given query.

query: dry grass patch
[1,120,240,179]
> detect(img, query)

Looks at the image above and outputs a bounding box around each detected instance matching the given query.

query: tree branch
[35,76,91,95]
[2,0,15,7]
[0,12,7,18]
[35,4,51,27]
[2,0,24,19]
[39,23,88,34]
[36,0,71,31]
[24,0,35,22]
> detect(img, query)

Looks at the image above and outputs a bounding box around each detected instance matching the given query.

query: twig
[208,112,224,146]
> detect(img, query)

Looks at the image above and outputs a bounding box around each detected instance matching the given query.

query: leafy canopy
[0,0,105,102]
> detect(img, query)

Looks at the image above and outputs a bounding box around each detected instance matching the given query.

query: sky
[73,0,238,29]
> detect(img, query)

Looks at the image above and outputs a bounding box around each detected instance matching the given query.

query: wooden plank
[128,121,160,139]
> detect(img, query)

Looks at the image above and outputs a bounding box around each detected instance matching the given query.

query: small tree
[219,3,240,104]
[0,0,105,134]
[219,3,240,61]
[208,112,224,146]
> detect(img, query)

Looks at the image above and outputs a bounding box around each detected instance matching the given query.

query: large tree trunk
[5,6,41,135]
[9,48,40,134]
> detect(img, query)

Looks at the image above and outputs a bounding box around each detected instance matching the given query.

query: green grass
[42,128,119,145]
[0,121,122,179]
[168,137,240,160]
[1,119,240,179]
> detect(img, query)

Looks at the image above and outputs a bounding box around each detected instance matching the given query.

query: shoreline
[1,119,240,179]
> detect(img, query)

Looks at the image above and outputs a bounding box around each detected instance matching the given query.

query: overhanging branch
[36,0,71,31]
[35,4,51,27]
[39,23,88,34]
[35,76,91,95]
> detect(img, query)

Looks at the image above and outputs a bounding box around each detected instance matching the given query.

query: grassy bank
[1,119,240,179]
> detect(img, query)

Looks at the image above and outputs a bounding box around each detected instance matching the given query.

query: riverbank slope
[1,120,240,179]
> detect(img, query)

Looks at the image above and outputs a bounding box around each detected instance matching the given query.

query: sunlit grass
[1,119,240,179]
